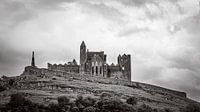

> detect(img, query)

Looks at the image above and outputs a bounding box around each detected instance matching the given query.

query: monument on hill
[22,41,132,81]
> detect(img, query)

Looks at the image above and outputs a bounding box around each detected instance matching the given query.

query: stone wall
[47,59,79,73]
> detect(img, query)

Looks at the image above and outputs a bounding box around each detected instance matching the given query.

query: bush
[100,92,112,99]
[74,95,96,111]
[76,95,84,104]
[8,79,15,86]
[126,96,137,105]
[121,103,137,112]
[137,103,153,112]
[48,103,61,112]
[0,85,6,92]
[8,93,33,107]
[57,95,70,106]
[70,106,79,112]
[82,96,96,107]
[184,103,200,112]
[96,97,136,112]
[75,96,96,107]
[153,108,159,112]
[83,106,96,112]
[75,95,85,111]
[164,108,173,112]
[6,93,47,112]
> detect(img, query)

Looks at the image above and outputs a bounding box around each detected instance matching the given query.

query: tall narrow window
[92,67,94,75]
[100,67,102,74]
[96,66,98,75]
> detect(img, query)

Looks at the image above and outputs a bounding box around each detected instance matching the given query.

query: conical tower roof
[80,41,86,47]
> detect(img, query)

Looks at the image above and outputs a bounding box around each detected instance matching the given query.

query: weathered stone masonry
[79,41,131,81]
[22,41,132,81]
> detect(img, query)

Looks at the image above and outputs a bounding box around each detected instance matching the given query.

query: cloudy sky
[0,0,200,101]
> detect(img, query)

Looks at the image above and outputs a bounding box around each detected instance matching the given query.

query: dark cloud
[0,50,29,76]
[0,0,36,29]
[169,54,200,72]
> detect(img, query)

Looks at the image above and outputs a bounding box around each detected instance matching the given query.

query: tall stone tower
[80,41,86,73]
[31,51,35,67]
[118,54,131,81]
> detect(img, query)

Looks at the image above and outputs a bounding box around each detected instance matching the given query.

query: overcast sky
[0,0,200,101]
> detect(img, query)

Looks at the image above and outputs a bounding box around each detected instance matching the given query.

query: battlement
[47,59,79,73]
[118,54,131,81]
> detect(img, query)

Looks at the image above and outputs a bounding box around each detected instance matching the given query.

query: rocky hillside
[0,73,200,112]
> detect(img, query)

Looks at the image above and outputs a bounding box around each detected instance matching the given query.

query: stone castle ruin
[22,41,131,81]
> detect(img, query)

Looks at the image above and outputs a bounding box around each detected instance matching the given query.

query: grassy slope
[0,74,199,112]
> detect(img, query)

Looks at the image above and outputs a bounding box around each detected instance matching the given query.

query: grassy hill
[0,73,200,112]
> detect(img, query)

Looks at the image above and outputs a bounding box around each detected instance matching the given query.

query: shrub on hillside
[100,92,112,99]
[57,95,70,106]
[101,98,123,111]
[95,97,136,112]
[75,95,85,111]
[83,106,97,112]
[164,108,173,112]
[70,106,79,112]
[8,93,33,107]
[152,108,159,112]
[48,103,61,112]
[184,103,200,112]
[74,95,97,111]
[75,95,83,104]
[75,95,96,107]
[126,96,137,105]
[6,93,47,112]
[0,85,6,92]
[82,96,96,107]
[57,96,72,112]
[8,79,15,86]
[137,103,153,112]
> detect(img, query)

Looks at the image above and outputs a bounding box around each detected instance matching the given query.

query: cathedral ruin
[79,41,131,80]
[22,41,131,81]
